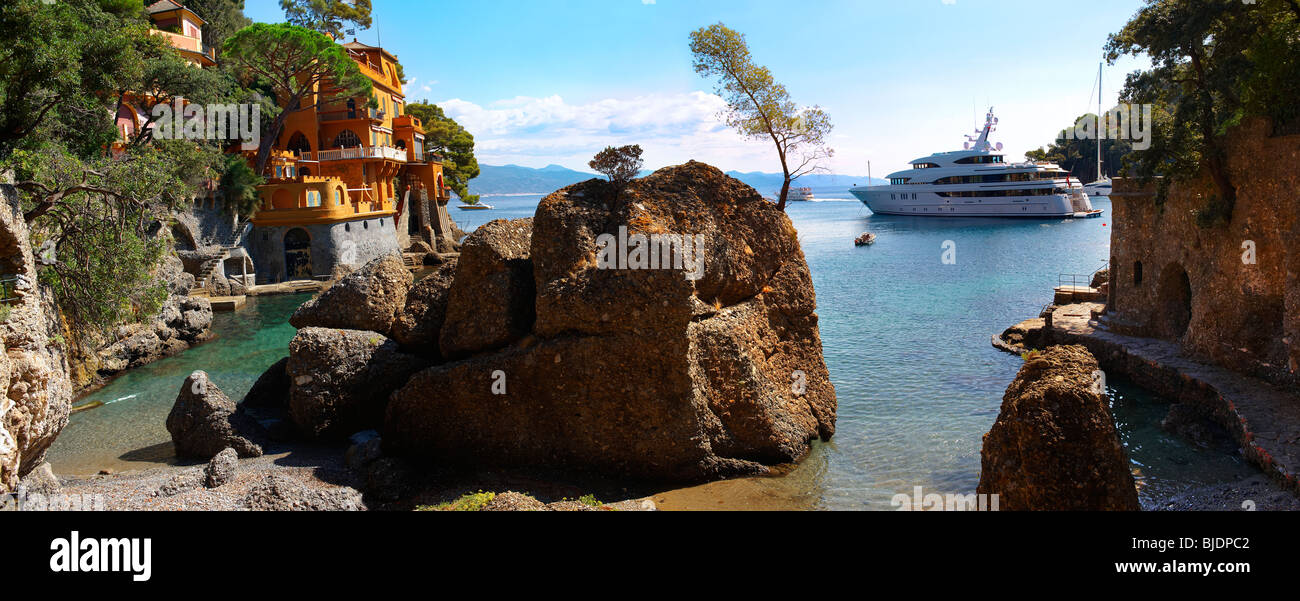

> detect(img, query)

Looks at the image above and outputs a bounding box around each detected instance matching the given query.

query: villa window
[333,130,361,148]
[306,190,321,208]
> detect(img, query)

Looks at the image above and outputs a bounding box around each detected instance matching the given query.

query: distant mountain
[470,163,884,196]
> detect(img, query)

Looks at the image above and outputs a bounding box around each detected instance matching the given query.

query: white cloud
[438,92,785,172]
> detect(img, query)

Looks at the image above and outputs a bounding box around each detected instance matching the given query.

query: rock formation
[438,219,534,358]
[166,371,263,459]
[285,328,427,441]
[977,345,1140,510]
[384,162,837,482]
[93,295,213,378]
[389,259,457,355]
[242,474,366,511]
[289,254,413,336]
[0,184,73,493]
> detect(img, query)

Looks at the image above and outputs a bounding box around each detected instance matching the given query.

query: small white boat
[458,204,494,211]
[1083,177,1112,198]
[788,187,815,202]
[854,232,877,247]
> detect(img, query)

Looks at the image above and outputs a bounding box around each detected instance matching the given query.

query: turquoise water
[48,192,1254,508]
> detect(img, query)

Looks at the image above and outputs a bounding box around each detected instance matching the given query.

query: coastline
[996,302,1300,505]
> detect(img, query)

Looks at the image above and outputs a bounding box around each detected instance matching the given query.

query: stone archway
[284,228,313,280]
[1156,263,1193,339]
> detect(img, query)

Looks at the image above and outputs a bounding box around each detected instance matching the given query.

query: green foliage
[406,102,480,204]
[279,0,372,40]
[222,23,373,175]
[689,23,833,210]
[421,491,496,511]
[8,141,221,330]
[1025,117,1134,183]
[578,494,603,508]
[217,153,264,218]
[0,0,153,159]
[1104,0,1300,220]
[186,0,253,51]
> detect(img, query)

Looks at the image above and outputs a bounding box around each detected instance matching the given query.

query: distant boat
[458,204,494,211]
[1083,178,1112,198]
[788,187,815,202]
[855,232,877,247]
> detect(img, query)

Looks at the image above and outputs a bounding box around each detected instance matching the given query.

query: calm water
[48,191,1254,508]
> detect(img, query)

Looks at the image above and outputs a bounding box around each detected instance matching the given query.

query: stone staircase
[190,217,251,296]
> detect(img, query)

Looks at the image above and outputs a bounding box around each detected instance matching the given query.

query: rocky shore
[21,162,838,510]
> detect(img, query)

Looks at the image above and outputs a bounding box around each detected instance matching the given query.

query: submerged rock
[977,345,1140,511]
[385,162,837,482]
[290,254,413,336]
[166,371,263,460]
[286,328,427,441]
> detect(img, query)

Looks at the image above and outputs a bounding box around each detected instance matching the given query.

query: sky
[243,0,1153,176]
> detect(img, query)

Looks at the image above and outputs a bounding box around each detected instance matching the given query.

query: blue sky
[244,0,1152,175]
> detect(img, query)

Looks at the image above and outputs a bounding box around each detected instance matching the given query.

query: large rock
[166,371,263,460]
[977,345,1140,511]
[96,295,212,378]
[438,219,535,358]
[289,254,413,336]
[390,259,457,355]
[286,328,428,441]
[240,357,289,411]
[0,184,73,493]
[385,163,837,482]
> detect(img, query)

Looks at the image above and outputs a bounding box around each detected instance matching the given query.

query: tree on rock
[690,22,833,211]
[222,23,373,176]
[589,145,644,195]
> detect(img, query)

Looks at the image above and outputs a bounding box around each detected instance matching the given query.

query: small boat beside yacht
[788,187,815,202]
[854,232,877,247]
[849,108,1103,219]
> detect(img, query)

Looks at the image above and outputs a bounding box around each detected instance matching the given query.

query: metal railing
[308,146,407,162]
[0,275,22,305]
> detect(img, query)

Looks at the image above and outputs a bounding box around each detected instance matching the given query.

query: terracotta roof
[146,0,206,25]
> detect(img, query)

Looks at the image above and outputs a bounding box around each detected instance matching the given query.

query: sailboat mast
[1097,61,1103,181]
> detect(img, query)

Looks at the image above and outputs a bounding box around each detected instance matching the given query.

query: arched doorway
[287,131,311,156]
[284,228,313,280]
[1156,263,1192,339]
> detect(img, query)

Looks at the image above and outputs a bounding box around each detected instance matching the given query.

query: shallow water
[48,192,1255,509]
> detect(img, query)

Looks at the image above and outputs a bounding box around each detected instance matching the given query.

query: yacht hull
[851,188,1097,218]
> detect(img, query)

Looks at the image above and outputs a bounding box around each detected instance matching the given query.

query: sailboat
[1083,62,1112,198]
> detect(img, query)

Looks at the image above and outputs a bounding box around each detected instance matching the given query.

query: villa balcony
[319,108,383,123]
[304,146,407,162]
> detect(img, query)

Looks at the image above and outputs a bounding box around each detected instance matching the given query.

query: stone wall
[1107,118,1299,388]
[0,184,73,492]
[249,215,401,283]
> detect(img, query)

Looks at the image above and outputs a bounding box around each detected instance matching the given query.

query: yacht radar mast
[963,107,1003,153]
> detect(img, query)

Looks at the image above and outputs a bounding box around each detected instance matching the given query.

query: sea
[46,188,1258,509]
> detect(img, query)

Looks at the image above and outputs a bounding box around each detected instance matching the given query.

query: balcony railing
[319,108,382,122]
[307,146,407,162]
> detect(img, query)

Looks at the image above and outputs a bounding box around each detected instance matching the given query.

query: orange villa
[117,2,457,285]
[246,39,453,282]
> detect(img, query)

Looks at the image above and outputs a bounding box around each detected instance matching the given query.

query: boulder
[243,474,366,511]
[289,254,413,336]
[385,163,837,482]
[390,259,457,355]
[977,345,1140,511]
[483,491,547,511]
[438,219,535,358]
[204,447,238,488]
[286,328,428,441]
[166,371,263,460]
[18,462,61,497]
